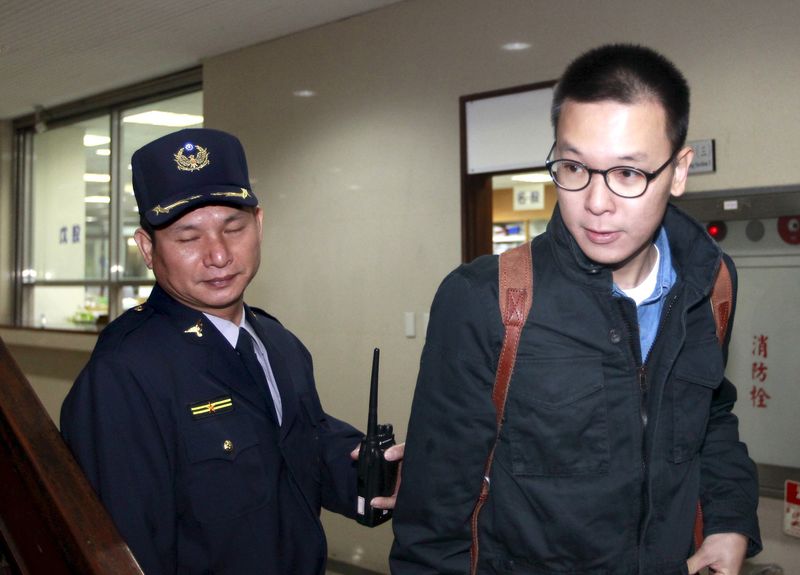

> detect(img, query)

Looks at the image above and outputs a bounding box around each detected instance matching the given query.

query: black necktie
[236,327,277,418]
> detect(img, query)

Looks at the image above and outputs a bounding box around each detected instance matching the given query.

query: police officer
[61,128,402,574]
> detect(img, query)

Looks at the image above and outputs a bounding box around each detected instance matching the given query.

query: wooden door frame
[459,80,556,262]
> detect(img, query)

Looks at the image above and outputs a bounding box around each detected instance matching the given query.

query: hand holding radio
[355,348,401,527]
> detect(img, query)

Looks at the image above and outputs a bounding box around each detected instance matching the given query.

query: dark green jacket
[391,205,760,575]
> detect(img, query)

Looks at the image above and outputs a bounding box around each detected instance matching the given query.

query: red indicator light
[706,221,727,241]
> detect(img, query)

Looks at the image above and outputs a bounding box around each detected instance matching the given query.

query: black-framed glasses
[545,142,677,199]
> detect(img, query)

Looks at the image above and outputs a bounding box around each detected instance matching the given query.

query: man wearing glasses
[391,44,760,574]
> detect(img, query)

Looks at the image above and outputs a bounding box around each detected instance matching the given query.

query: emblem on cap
[174,142,210,172]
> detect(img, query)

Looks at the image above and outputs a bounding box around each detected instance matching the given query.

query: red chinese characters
[750,334,770,409]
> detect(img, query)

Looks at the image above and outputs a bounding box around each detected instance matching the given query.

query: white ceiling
[0,0,404,120]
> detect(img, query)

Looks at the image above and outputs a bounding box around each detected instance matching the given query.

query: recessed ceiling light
[123,111,204,127]
[511,173,552,183]
[502,42,531,51]
[293,90,316,98]
[83,134,111,147]
[96,149,111,156]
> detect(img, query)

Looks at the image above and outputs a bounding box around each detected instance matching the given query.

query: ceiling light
[293,90,316,98]
[84,173,111,183]
[96,148,111,156]
[83,134,111,147]
[123,111,204,127]
[85,195,111,204]
[502,42,531,51]
[511,173,552,183]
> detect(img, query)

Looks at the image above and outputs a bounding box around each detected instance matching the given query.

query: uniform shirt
[204,311,283,424]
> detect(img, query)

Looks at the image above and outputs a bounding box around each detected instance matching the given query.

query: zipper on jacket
[635,292,680,571]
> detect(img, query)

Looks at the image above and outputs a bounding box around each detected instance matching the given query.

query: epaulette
[247,306,283,326]
[94,303,155,352]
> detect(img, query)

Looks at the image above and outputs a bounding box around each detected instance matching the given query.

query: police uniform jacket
[391,204,761,575]
[61,284,361,574]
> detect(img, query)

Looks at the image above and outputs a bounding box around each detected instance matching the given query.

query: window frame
[11,68,202,331]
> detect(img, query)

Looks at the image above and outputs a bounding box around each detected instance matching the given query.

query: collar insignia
[174,142,210,172]
[183,319,203,338]
[190,396,233,419]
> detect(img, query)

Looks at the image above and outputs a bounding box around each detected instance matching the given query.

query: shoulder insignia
[190,396,233,419]
[184,318,203,338]
[249,306,282,326]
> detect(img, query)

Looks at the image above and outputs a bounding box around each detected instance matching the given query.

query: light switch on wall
[404,312,416,338]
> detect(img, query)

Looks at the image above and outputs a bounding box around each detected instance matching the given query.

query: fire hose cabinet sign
[786,480,800,538]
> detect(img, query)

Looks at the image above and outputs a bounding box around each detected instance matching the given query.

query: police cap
[132,128,258,226]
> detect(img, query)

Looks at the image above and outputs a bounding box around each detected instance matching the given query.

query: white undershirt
[619,245,660,306]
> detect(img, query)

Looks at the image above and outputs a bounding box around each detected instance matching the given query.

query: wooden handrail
[0,336,143,574]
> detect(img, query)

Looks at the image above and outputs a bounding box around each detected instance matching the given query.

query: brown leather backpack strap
[693,257,734,551]
[711,257,733,344]
[470,242,533,575]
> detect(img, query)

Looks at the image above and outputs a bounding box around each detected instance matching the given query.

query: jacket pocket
[506,355,609,476]
[183,413,270,523]
[671,339,724,463]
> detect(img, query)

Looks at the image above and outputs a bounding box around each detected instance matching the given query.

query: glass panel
[119,91,203,280]
[120,284,154,312]
[25,285,109,331]
[30,115,110,281]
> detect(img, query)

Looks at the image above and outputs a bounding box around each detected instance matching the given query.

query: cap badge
[174,142,210,172]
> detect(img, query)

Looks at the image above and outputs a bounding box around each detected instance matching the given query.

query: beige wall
[203,0,800,571]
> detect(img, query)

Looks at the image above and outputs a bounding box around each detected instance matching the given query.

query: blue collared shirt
[612,227,676,362]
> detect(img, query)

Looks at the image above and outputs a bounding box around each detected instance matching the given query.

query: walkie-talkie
[356,348,399,527]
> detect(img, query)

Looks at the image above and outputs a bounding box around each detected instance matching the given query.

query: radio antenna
[367,347,380,437]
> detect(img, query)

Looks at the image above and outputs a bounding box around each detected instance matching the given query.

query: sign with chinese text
[513,184,545,211]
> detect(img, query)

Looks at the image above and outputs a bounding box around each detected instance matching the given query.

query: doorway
[459,81,556,261]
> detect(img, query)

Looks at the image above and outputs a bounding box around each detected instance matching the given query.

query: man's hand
[687,532,748,575]
[349,442,405,509]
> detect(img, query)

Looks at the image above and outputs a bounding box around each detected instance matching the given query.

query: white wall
[203,0,800,571]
